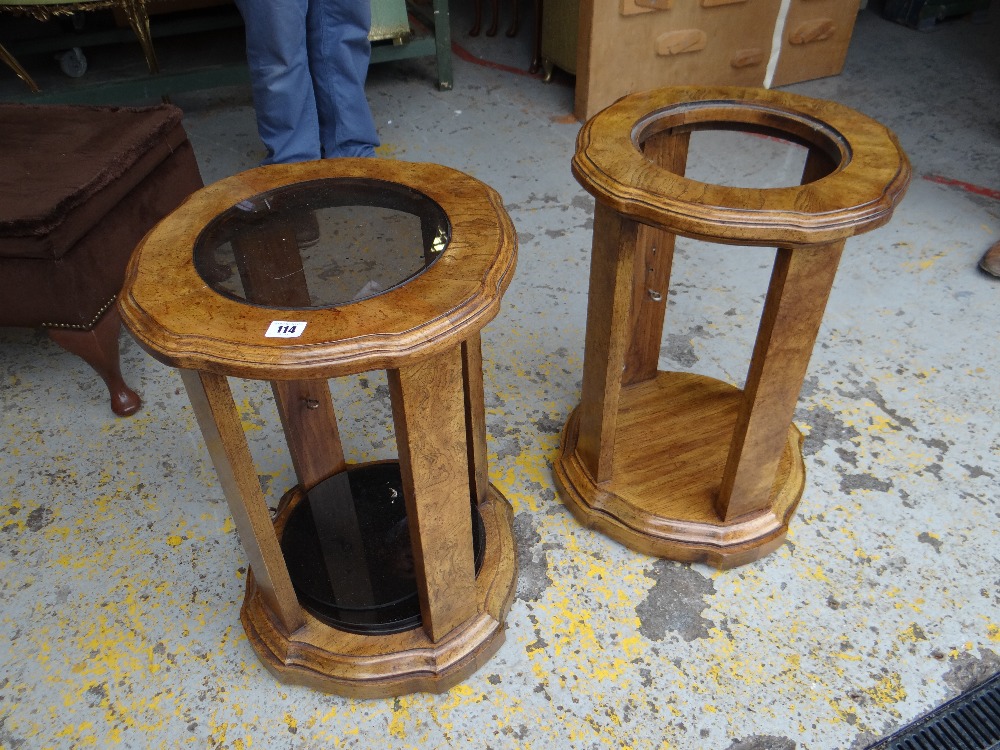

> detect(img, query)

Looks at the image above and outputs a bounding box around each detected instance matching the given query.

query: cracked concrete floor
[1,4,998,749]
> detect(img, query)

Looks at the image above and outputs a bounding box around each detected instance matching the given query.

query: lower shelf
[554,370,805,568]
[240,482,517,697]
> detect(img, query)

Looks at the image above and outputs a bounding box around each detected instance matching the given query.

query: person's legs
[236,0,322,163]
[308,0,380,158]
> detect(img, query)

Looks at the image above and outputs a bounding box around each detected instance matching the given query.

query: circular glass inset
[631,100,852,189]
[193,178,451,309]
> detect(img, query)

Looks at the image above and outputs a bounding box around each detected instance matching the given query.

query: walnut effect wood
[576,203,639,485]
[389,346,478,642]
[462,334,490,506]
[120,159,518,695]
[555,373,804,568]
[227,220,349,491]
[181,369,304,632]
[242,481,517,697]
[119,158,517,381]
[557,87,910,567]
[623,129,688,386]
[716,241,844,522]
[272,379,345,491]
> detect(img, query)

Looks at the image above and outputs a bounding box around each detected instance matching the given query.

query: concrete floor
[1,4,999,749]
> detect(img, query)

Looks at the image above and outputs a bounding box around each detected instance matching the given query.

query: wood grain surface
[559,86,910,567]
[389,346,478,642]
[122,158,519,694]
[572,86,911,247]
[622,128,689,386]
[119,158,517,380]
[555,372,805,568]
[241,482,517,696]
[181,369,305,633]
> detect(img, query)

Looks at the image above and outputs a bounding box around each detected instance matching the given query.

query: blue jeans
[235,0,380,163]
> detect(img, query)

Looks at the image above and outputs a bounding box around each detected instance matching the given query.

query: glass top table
[118,158,519,696]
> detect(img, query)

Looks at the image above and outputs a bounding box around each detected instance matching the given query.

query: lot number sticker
[266,321,307,338]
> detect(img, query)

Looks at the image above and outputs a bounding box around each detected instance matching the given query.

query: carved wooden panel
[621,0,674,14]
[576,0,783,120]
[655,29,707,56]
[575,0,861,121]
[770,0,861,87]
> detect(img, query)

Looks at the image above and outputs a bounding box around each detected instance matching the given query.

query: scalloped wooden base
[240,483,518,697]
[554,372,805,569]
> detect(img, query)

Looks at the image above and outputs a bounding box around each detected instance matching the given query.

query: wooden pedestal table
[119,159,518,696]
[556,86,911,568]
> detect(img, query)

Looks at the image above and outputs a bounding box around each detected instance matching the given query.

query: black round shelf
[280,462,486,635]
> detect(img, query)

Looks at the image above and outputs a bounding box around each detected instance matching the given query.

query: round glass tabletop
[193,177,451,310]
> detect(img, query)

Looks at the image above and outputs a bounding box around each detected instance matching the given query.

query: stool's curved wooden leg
[0,42,40,93]
[485,0,500,36]
[118,0,160,74]
[530,0,543,73]
[506,0,520,37]
[469,0,484,35]
[47,306,142,417]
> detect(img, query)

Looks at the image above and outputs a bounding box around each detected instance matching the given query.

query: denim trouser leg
[235,0,322,164]
[308,0,380,157]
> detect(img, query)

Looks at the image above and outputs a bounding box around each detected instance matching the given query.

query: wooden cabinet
[548,0,862,120]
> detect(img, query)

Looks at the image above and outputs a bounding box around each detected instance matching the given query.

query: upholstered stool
[0,103,203,415]
[555,86,911,568]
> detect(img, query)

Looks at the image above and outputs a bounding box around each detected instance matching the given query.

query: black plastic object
[280,462,486,635]
[866,670,1000,750]
[881,0,991,31]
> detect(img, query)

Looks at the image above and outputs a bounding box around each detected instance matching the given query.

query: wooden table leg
[802,145,839,185]
[181,369,304,634]
[576,202,640,483]
[462,334,490,506]
[272,380,345,491]
[231,219,348,491]
[623,129,690,386]
[389,346,478,642]
[232,219,312,308]
[717,241,845,521]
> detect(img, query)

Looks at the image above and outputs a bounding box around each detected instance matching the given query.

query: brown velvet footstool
[0,103,203,415]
